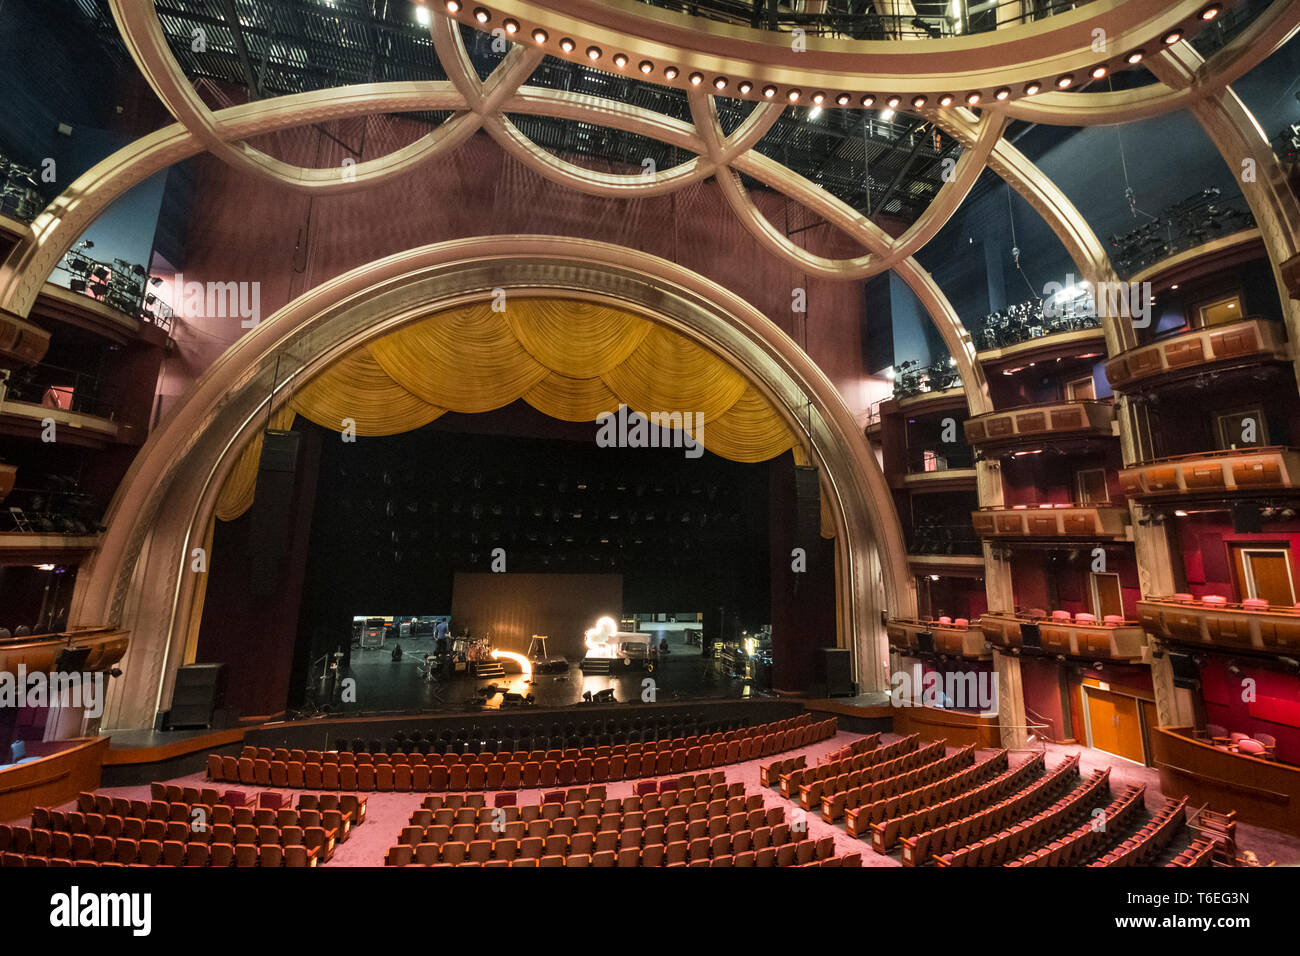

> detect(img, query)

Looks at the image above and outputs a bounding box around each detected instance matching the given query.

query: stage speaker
[1231,502,1262,534]
[1168,651,1200,689]
[249,429,301,596]
[820,647,853,697]
[169,663,226,729]
[794,464,821,551]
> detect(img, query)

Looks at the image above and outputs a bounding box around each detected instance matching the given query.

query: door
[1066,376,1096,400]
[1231,546,1296,606]
[1084,686,1144,763]
[1076,468,1109,505]
[1090,572,1123,619]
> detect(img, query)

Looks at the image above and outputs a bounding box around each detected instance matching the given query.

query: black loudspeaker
[169,663,226,729]
[794,464,821,552]
[1231,501,1262,534]
[1168,651,1201,689]
[820,647,853,697]
[249,429,302,596]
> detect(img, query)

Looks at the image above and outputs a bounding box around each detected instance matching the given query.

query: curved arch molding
[74,237,912,730]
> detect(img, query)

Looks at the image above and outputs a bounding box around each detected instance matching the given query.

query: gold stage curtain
[368,303,551,413]
[217,298,804,521]
[505,298,652,378]
[290,347,445,435]
[703,385,800,463]
[214,405,297,521]
[523,372,621,422]
[600,324,749,422]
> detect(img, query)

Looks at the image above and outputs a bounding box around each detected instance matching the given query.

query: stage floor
[308,625,761,715]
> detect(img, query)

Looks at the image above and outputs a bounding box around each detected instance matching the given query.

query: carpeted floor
[46,732,1300,867]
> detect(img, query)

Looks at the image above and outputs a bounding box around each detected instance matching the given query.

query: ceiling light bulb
[965,91,981,105]
[738,81,753,94]
[532,28,548,43]
[887,95,901,108]
[586,46,602,61]
[938,93,954,107]
[1056,74,1073,88]
[502,18,518,33]
[1091,65,1107,79]
[416,5,432,25]
[995,87,1010,100]
[559,37,575,52]
[472,6,489,23]
[639,60,653,74]
[1200,5,1221,20]
[445,0,461,11]
[812,91,825,105]
[1127,50,1144,64]
[860,94,875,107]
[1163,28,1183,44]
[787,89,801,102]
[912,94,927,108]
[836,93,850,106]
[714,76,728,90]
[613,53,627,68]
[762,85,777,98]
[1023,81,1041,95]
[664,66,678,79]
[689,72,703,86]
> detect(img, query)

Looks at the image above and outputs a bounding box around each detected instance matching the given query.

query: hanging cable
[1112,77,1158,221]
[1006,184,1039,300]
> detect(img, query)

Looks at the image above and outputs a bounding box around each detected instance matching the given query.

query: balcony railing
[887,617,988,660]
[1138,596,1300,654]
[964,399,1114,449]
[981,611,1147,660]
[2,362,117,420]
[1119,447,1300,500]
[1106,318,1288,392]
[971,504,1130,540]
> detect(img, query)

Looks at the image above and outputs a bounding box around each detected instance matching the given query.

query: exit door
[1083,686,1145,763]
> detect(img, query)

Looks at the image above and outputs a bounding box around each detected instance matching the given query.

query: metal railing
[2,362,117,420]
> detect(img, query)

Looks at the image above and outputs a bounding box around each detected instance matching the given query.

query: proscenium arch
[74,236,913,731]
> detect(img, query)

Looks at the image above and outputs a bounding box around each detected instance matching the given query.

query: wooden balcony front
[887,617,988,660]
[1106,318,1289,392]
[964,399,1114,449]
[0,626,129,674]
[1119,446,1300,500]
[1138,596,1300,654]
[971,504,1130,540]
[980,611,1147,660]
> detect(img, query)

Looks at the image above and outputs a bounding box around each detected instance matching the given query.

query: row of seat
[836,746,1000,828]
[208,719,836,791]
[384,844,862,868]
[814,733,884,765]
[876,751,1057,852]
[899,749,1071,863]
[778,734,919,799]
[1090,797,1188,867]
[1167,837,1215,867]
[1008,784,1146,867]
[806,738,950,815]
[759,754,808,790]
[931,768,1108,867]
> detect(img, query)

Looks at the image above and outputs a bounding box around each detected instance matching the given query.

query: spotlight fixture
[1163,28,1183,44]
[995,87,1010,101]
[1091,65,1107,79]
[613,53,627,68]
[714,76,728,90]
[762,85,777,98]
[965,91,981,106]
[1127,49,1145,64]
[1056,74,1074,88]
[836,93,850,106]
[472,6,489,23]
[638,60,653,74]
[938,93,954,107]
[445,0,460,11]
[787,89,801,102]
[503,17,518,33]
[886,94,901,108]
[688,71,703,86]
[811,91,825,105]
[1023,81,1041,95]
[586,45,601,61]
[860,94,875,107]
[664,66,678,79]
[559,37,575,52]
[738,81,753,94]
[912,94,927,108]
[1200,4,1221,20]
[531,27,548,43]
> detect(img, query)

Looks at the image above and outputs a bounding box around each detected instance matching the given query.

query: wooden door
[1067,376,1097,400]
[1091,572,1123,619]
[1084,687,1144,763]
[1076,468,1109,505]
[1231,546,1296,606]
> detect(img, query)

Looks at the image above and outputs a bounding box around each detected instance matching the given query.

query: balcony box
[980,611,1146,660]
[1120,447,1300,500]
[887,618,988,659]
[964,400,1114,449]
[1138,597,1300,653]
[1106,318,1288,392]
[971,505,1129,540]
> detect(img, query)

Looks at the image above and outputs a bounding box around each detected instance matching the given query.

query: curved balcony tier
[1119,446,1300,500]
[980,611,1147,661]
[0,626,129,674]
[964,399,1114,450]
[1138,596,1300,655]
[887,617,988,660]
[971,504,1130,540]
[1105,317,1289,392]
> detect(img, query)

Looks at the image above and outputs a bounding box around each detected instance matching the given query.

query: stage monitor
[1168,651,1200,688]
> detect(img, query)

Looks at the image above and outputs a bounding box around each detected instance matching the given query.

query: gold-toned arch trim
[214,298,803,519]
